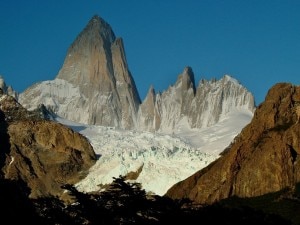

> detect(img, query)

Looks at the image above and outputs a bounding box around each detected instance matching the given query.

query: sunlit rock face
[166,83,300,204]
[0,92,96,198]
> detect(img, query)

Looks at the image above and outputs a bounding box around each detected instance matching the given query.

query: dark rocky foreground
[0,176,296,225]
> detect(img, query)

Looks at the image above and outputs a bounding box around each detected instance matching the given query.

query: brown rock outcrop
[0,94,96,198]
[166,83,300,204]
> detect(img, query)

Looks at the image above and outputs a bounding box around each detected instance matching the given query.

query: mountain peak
[175,66,196,93]
[58,15,116,67]
[85,14,114,36]
[20,15,140,129]
[222,74,239,85]
[147,85,155,95]
[90,14,102,23]
[56,14,117,87]
[183,66,193,75]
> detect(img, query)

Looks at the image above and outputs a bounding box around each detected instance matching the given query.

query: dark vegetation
[218,184,300,225]
[0,176,297,225]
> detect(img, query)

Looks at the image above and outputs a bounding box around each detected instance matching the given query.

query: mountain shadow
[30,176,292,225]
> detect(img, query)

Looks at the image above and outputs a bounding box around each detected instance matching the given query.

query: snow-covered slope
[18,79,91,122]
[55,107,252,195]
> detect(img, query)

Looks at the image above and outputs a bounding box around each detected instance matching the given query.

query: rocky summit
[166,82,300,204]
[137,67,255,132]
[19,15,141,129]
[19,15,255,132]
[0,91,96,199]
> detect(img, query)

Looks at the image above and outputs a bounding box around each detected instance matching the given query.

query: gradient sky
[0,0,299,105]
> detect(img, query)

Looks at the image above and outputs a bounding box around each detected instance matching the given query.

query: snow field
[56,108,252,195]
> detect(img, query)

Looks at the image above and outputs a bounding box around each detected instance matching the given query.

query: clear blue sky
[0,0,299,105]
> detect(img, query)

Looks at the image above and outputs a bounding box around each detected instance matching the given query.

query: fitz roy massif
[17,15,255,195]
[2,14,300,224]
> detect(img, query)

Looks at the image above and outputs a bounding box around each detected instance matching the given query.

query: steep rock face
[190,75,254,128]
[19,15,141,129]
[138,67,255,132]
[157,67,196,132]
[0,93,96,198]
[166,83,300,204]
[137,86,161,131]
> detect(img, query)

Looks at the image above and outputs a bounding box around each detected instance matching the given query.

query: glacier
[55,107,252,196]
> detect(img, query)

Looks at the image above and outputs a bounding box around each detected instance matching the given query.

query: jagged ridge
[138,67,255,132]
[18,15,255,132]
